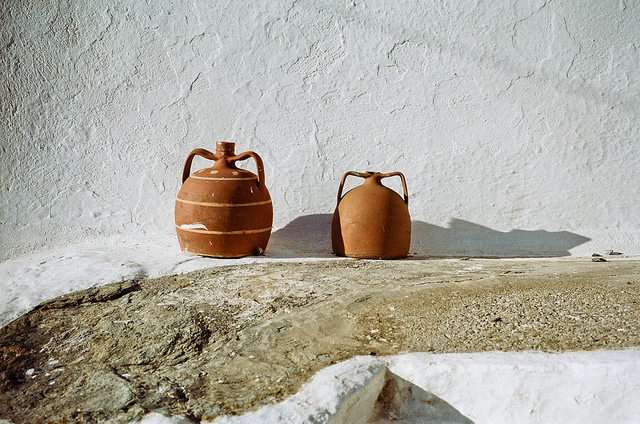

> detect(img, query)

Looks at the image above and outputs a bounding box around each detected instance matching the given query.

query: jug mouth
[216,142,235,155]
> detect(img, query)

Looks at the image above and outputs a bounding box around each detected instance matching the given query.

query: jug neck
[216,142,235,156]
[363,171,383,184]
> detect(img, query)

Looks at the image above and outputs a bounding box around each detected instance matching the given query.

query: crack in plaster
[387,39,411,60]
[510,0,549,49]
[192,0,203,27]
[561,17,583,80]
[431,76,459,111]
[619,0,627,11]
[285,0,303,21]
[43,0,62,37]
[496,70,535,97]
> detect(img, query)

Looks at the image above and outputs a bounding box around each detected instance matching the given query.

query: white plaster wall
[1,0,639,260]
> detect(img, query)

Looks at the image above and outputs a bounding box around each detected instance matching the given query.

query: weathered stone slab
[1,259,639,423]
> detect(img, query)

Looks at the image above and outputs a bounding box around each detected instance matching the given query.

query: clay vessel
[332,171,411,259]
[175,142,273,258]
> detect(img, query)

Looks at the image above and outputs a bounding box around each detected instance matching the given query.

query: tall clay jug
[175,142,273,258]
[332,171,411,259]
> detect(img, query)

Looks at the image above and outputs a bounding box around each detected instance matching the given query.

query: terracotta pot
[175,142,273,258]
[332,171,411,259]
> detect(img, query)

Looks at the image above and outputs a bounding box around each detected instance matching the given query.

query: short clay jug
[175,142,273,258]
[332,171,411,259]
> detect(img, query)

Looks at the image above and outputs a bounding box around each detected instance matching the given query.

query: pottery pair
[175,143,411,259]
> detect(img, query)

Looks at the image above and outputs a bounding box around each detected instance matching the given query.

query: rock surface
[1,258,639,423]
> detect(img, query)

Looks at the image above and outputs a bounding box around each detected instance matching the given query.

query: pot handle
[181,149,266,187]
[336,171,367,204]
[229,151,266,188]
[181,148,217,184]
[336,171,409,205]
[379,171,409,205]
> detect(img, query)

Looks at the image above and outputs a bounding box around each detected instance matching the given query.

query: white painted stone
[1,0,639,259]
[198,350,640,424]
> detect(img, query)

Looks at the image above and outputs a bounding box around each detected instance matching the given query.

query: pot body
[175,142,273,258]
[332,171,411,259]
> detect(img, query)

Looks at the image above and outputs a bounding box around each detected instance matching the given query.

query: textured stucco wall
[1,0,639,260]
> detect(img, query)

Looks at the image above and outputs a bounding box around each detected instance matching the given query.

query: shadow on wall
[268,215,590,259]
[411,218,590,258]
[268,214,335,258]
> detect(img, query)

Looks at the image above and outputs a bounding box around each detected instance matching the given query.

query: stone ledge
[1,258,639,423]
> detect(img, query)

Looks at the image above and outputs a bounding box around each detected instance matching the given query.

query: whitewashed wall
[1,0,639,260]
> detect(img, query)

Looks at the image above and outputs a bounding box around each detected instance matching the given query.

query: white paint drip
[180,223,208,230]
